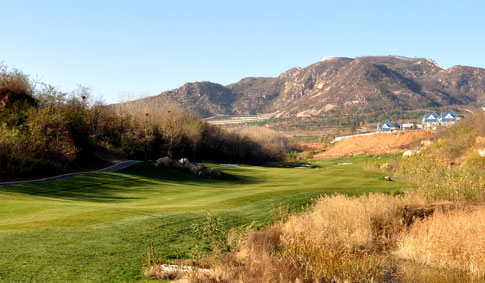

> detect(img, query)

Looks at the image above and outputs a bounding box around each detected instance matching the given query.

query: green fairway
[0,156,408,282]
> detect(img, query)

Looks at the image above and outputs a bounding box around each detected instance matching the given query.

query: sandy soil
[314,131,434,159]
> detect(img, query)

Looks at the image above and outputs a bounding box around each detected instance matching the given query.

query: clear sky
[1,0,484,103]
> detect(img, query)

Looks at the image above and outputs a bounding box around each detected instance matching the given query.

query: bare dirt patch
[315,131,434,158]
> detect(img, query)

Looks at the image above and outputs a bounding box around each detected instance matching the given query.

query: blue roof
[441,110,458,119]
[377,120,399,131]
[423,112,439,122]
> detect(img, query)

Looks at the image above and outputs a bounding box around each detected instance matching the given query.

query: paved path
[0,160,141,186]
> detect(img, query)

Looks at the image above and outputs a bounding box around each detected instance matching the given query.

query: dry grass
[235,126,289,157]
[398,154,485,201]
[147,193,485,282]
[278,194,425,282]
[282,194,416,249]
[397,206,485,277]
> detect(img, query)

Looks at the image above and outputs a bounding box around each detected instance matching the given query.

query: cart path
[0,160,141,186]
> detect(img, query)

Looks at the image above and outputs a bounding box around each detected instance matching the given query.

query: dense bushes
[0,65,287,180]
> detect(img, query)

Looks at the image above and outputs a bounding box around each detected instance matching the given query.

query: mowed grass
[0,155,407,282]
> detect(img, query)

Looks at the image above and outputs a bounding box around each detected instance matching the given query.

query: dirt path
[0,160,141,186]
[314,131,434,159]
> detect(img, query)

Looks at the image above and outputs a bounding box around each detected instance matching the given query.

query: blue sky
[1,0,484,103]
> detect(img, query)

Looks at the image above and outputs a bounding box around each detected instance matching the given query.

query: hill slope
[124,56,485,117]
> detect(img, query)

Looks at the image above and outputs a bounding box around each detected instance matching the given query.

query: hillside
[314,131,434,158]
[123,56,485,117]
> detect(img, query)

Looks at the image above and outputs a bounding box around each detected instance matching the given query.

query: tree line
[0,65,287,180]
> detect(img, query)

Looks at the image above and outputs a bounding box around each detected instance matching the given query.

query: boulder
[154,156,221,178]
[155,156,171,167]
[402,149,421,158]
[402,150,414,158]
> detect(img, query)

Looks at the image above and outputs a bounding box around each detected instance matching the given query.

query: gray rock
[155,156,171,167]
[155,156,221,178]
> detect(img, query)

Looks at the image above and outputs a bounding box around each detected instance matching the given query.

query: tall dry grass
[278,194,424,282]
[397,206,485,277]
[234,126,289,158]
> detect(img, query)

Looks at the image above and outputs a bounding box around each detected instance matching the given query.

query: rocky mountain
[127,56,485,117]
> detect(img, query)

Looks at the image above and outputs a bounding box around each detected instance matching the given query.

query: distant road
[0,160,141,186]
[204,111,280,125]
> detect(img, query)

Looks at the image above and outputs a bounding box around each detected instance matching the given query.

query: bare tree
[182,119,203,161]
[159,102,186,158]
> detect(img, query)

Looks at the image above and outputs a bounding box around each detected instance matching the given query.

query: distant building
[378,109,461,132]
[376,120,401,132]
[401,122,416,130]
[421,110,461,129]
[422,112,440,129]
[439,110,460,127]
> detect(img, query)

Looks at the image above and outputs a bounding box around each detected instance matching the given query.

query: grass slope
[0,156,407,282]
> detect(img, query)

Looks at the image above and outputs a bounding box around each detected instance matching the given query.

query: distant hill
[123,56,485,118]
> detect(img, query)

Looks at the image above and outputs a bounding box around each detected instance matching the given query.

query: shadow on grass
[117,162,255,184]
[0,162,259,203]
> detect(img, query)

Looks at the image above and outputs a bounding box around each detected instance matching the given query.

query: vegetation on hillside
[398,110,485,201]
[0,65,287,180]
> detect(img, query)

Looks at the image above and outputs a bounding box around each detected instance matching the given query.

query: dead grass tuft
[397,206,485,277]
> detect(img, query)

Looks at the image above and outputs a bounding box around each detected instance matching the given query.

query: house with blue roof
[421,110,461,129]
[440,110,460,126]
[376,120,402,132]
[422,112,440,129]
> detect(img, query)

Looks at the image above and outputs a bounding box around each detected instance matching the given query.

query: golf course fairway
[0,156,408,282]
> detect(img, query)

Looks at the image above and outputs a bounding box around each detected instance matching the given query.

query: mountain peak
[122,56,485,117]
[279,67,302,78]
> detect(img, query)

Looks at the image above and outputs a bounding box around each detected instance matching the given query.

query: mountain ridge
[125,56,485,117]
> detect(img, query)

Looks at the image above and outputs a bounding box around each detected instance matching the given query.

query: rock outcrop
[155,157,222,178]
